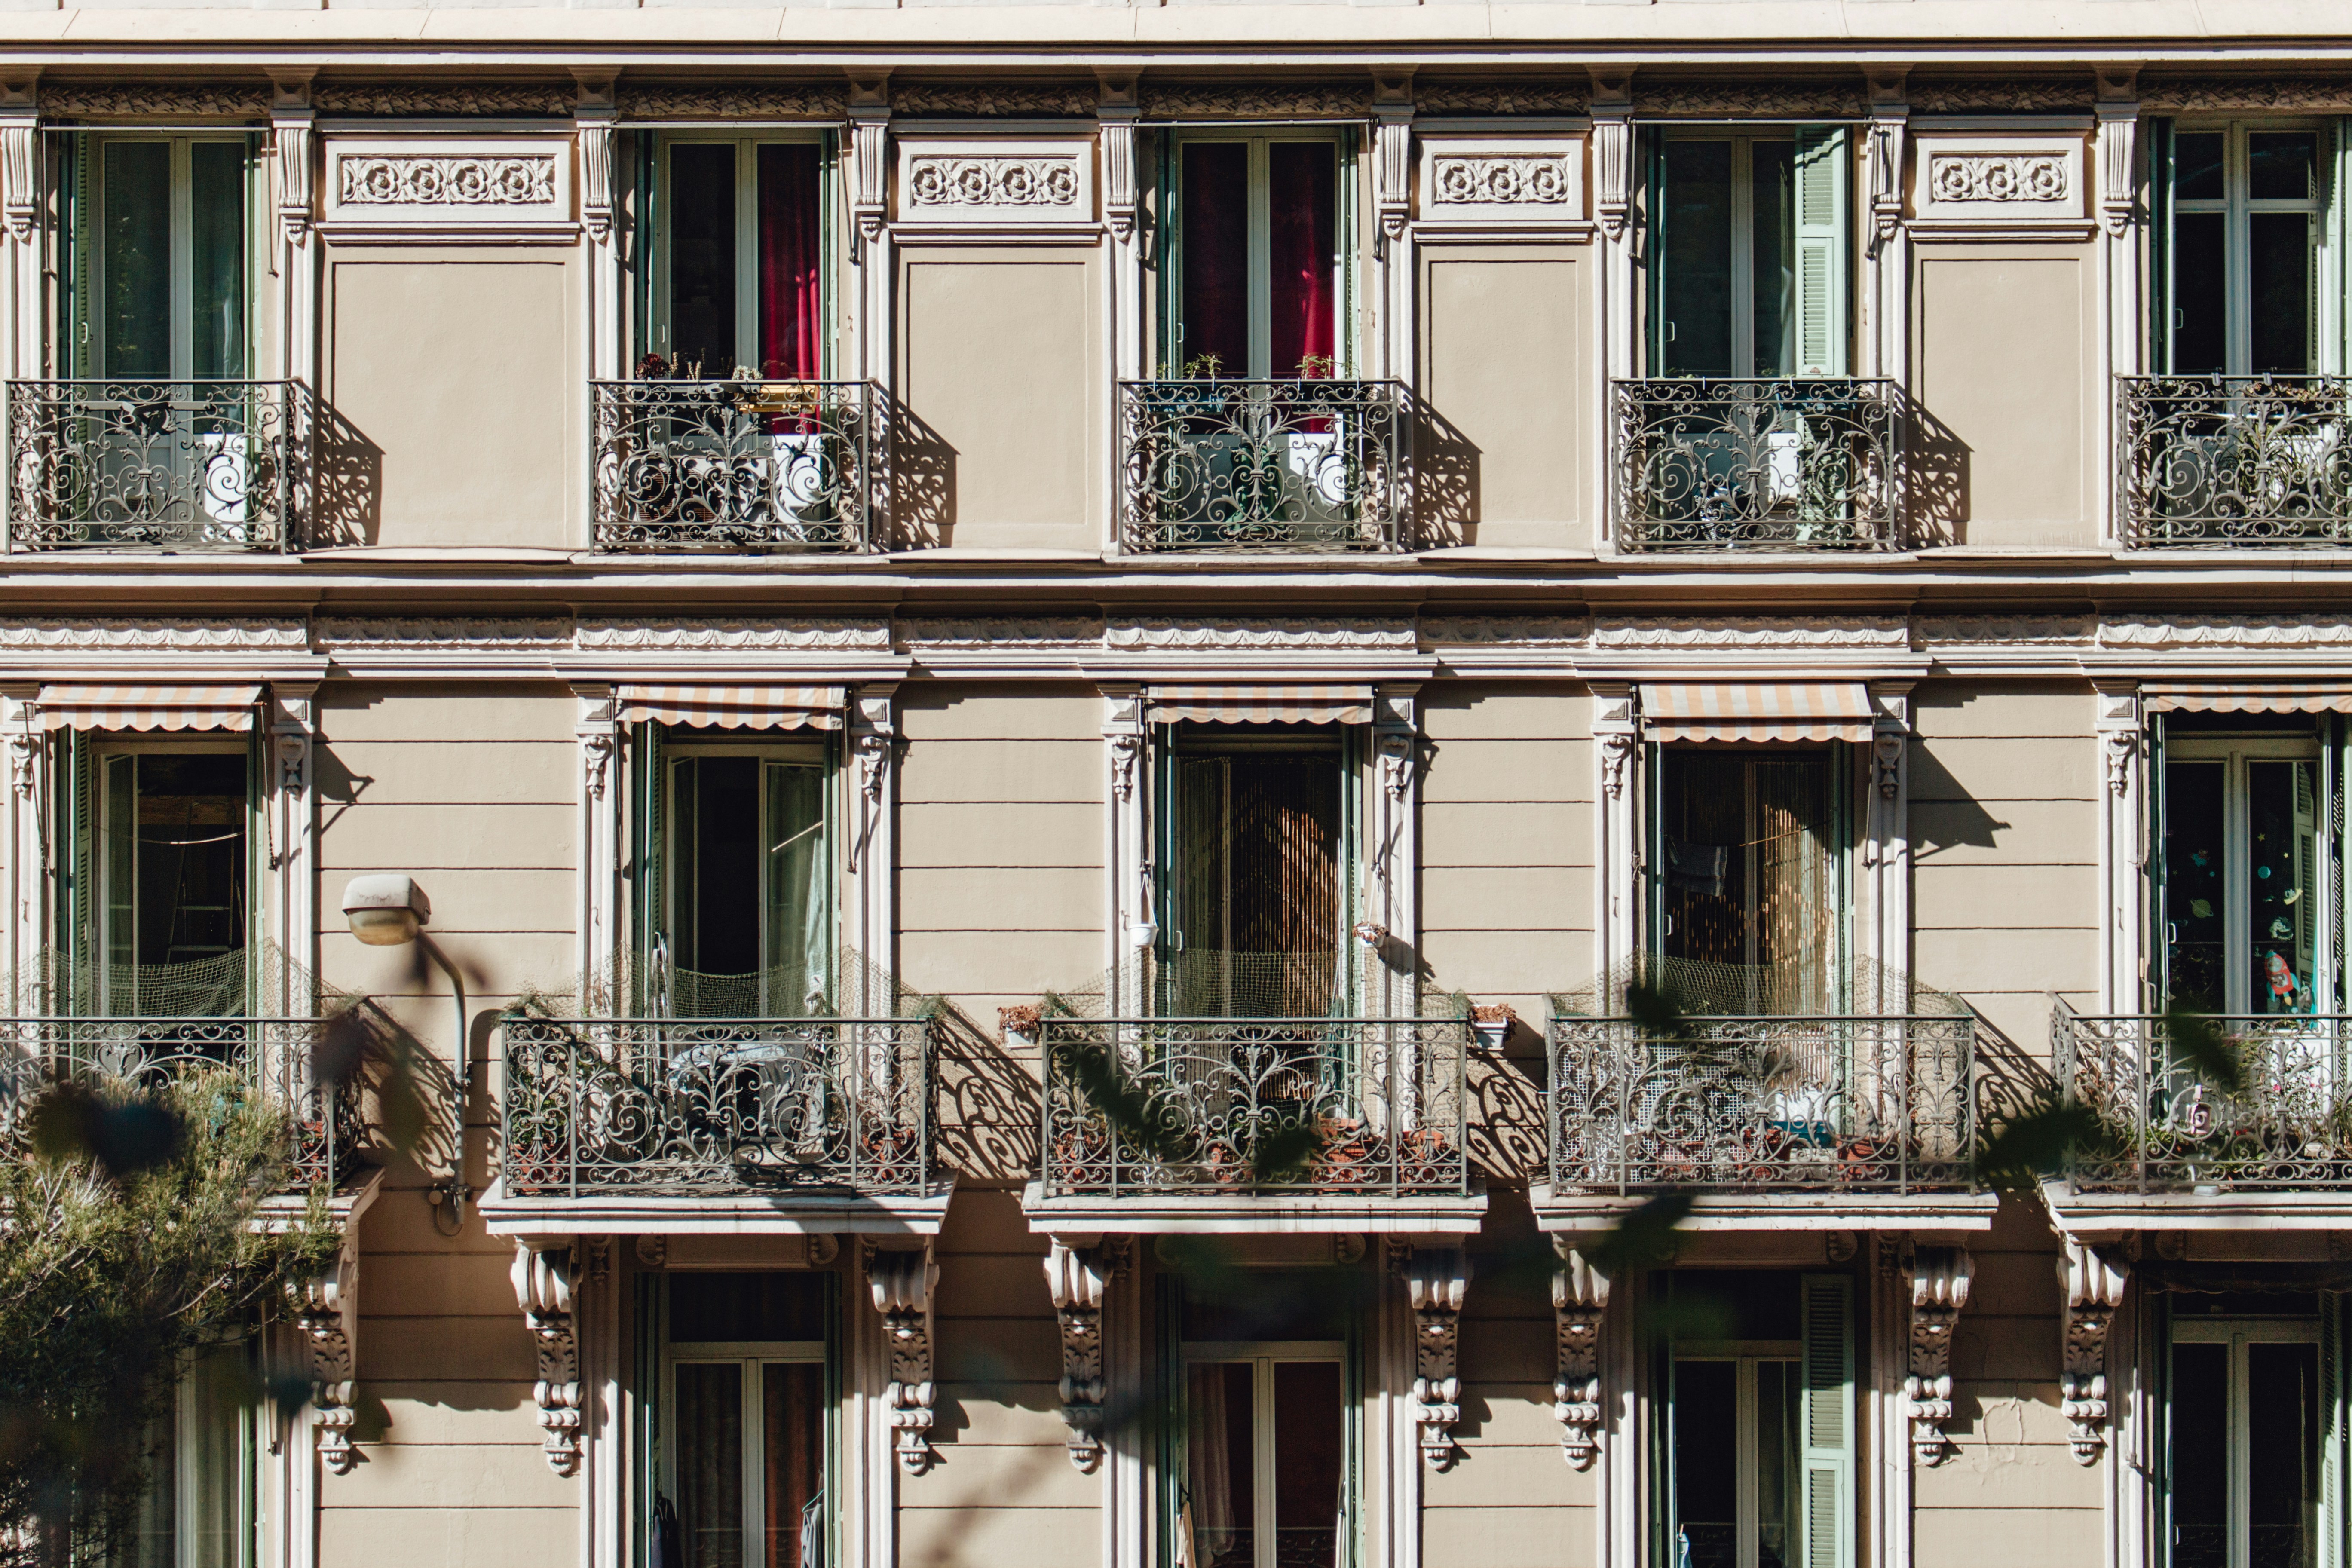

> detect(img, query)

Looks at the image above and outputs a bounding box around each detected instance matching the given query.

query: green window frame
[99,1344,257,1568]
[64,133,260,381]
[638,130,839,377]
[1157,129,1359,380]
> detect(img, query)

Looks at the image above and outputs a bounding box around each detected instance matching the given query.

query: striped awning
[1639,682,1876,744]
[616,685,846,731]
[35,683,262,733]
[2143,684,2352,714]
[1145,684,1376,726]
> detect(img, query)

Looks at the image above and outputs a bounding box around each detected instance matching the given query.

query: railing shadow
[879,388,956,550]
[1969,1001,2059,1136]
[294,381,384,549]
[931,1000,1041,1185]
[1899,385,1970,549]
[1412,390,1477,549]
[1464,1016,1547,1185]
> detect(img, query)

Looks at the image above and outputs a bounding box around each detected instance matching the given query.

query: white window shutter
[2323,1291,2345,1568]
[1799,1272,1855,1568]
[1792,128,1850,378]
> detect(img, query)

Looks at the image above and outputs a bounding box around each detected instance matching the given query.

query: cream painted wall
[1418,246,1589,550]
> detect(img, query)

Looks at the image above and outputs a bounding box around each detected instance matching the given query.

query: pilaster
[574,74,621,553]
[1371,72,1414,388]
[2096,70,2143,545]
[2094,683,2145,1011]
[1368,685,1420,1015]
[1592,683,1639,997]
[0,73,38,396]
[1862,70,1911,387]
[574,685,619,991]
[269,682,319,1011]
[2,685,39,1010]
[849,684,898,1007]
[1865,682,1914,993]
[269,73,316,392]
[1102,687,1148,1013]
[1589,70,1634,549]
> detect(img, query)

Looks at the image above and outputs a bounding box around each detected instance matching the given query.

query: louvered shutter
[633,723,667,1014]
[1792,129,1850,378]
[2324,121,2352,377]
[1798,1273,1855,1568]
[2323,1292,2346,1568]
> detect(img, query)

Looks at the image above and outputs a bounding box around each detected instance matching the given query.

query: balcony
[2052,1005,2352,1195]
[591,378,876,553]
[2117,375,2352,547]
[1117,379,1406,552]
[1544,1009,1978,1206]
[0,1015,363,1189]
[1610,378,1900,550]
[1035,1014,1468,1201]
[497,1014,937,1201]
[6,380,300,552]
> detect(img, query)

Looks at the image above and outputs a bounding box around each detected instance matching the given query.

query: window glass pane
[183,1347,248,1568]
[2248,133,2318,202]
[1667,1271,1803,1342]
[1750,142,1795,379]
[1267,142,1335,379]
[670,143,739,376]
[2175,133,2227,202]
[755,144,822,380]
[1757,1361,1799,1568]
[2247,1341,2321,1568]
[101,141,173,379]
[765,763,829,1012]
[1661,753,1834,1012]
[1185,1362,1255,1568]
[2248,212,2312,375]
[2170,1341,2227,1568]
[676,1363,745,1568]
[1673,1359,1737,1568]
[1273,1362,1343,1568]
[105,753,248,1016]
[1225,756,1340,1015]
[1179,143,1250,378]
[2171,211,2227,374]
[760,1363,824,1568]
[2246,761,2319,1014]
[678,756,761,981]
[671,1273,828,1344]
[2164,761,2227,1008]
[104,753,136,974]
[189,142,245,381]
[1754,758,1834,1007]
[1660,141,1736,377]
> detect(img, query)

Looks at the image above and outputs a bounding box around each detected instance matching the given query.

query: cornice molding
[44,84,269,119]
[1416,81,1589,116]
[2098,616,2352,649]
[575,616,892,652]
[1635,81,1864,119]
[1591,615,1909,649]
[1138,81,1369,119]
[0,617,309,650]
[1910,79,2094,114]
[615,83,847,121]
[1106,617,1418,652]
[892,80,1096,117]
[2141,77,2352,113]
[312,82,573,117]
[313,617,573,651]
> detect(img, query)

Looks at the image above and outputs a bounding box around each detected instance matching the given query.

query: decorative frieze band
[906,156,1081,209]
[1415,81,1589,116]
[312,83,573,117]
[1430,154,1574,207]
[339,155,556,206]
[893,81,1096,117]
[1927,155,2068,204]
[43,85,269,119]
[1137,83,1367,119]
[616,83,846,121]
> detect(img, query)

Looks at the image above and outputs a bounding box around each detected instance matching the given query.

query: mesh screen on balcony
[1041,946,1458,1021]
[0,939,349,1018]
[1549,953,1969,1020]
[518,943,931,1022]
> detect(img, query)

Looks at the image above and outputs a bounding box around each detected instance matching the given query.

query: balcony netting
[1040,946,1462,1022]
[514,944,934,1023]
[1548,952,1970,1020]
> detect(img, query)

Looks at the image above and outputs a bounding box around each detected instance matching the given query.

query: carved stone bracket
[1590,71,1634,241]
[1594,686,1638,802]
[1903,1246,1972,1466]
[270,74,314,244]
[1865,73,1909,259]
[870,1244,938,1475]
[848,77,889,263]
[2095,687,2141,800]
[1399,1243,1469,1471]
[1046,1237,1130,1472]
[1552,1244,1610,1470]
[289,1244,359,1475]
[2060,1236,2128,1464]
[512,1242,582,1476]
[1372,74,1412,260]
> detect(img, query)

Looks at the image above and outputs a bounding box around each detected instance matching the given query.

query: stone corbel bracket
[289,1237,361,1474]
[1903,1246,1972,1466]
[512,1241,582,1476]
[2060,1236,2128,1464]
[1552,1244,1611,1470]
[1400,1243,1469,1471]
[1046,1236,1130,1472]
[870,1243,938,1475]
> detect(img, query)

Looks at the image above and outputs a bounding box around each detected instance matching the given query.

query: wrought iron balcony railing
[1547,1011,1976,1194]
[6,380,300,551]
[2054,1005,2352,1191]
[1117,379,1406,552]
[591,379,876,552]
[0,1016,361,1188]
[1611,378,1901,550]
[1037,1016,1468,1198]
[500,1014,935,1197]
[2117,375,2352,547]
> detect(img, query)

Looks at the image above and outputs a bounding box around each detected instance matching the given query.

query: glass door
[2170,1314,2326,1568]
[2161,734,2327,1013]
[661,1273,831,1568]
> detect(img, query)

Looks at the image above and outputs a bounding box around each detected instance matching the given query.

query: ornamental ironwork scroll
[1611,378,1902,551]
[1117,380,1406,554]
[590,379,876,553]
[6,380,298,552]
[2117,375,2352,547]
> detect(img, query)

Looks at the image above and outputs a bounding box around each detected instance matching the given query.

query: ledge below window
[1020,1178,1487,1236]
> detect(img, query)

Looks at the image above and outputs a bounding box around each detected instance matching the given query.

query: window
[1657,1272,1850,1568]
[652,137,830,379]
[2167,1295,2342,1568]
[105,1347,254,1568]
[2159,725,2332,1014]
[1168,1269,1355,1568]
[1650,131,1848,379]
[650,739,834,1017]
[2160,125,2331,376]
[74,136,250,381]
[1651,749,1845,1013]
[658,1272,832,1568]
[1166,135,1348,380]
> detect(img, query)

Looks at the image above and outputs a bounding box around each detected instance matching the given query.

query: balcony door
[2159,124,2335,376]
[74,135,250,382]
[2166,1298,2342,1568]
[1649,130,1848,379]
[103,1346,254,1568]
[656,742,835,1018]
[1166,134,1348,380]
[651,136,830,380]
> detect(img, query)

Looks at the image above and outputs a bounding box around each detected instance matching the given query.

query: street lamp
[342,875,471,1223]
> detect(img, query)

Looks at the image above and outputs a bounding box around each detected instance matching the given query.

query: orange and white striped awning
[1145,684,1376,726]
[35,683,262,733]
[616,685,845,731]
[2143,684,2352,714]
[1639,682,1875,744]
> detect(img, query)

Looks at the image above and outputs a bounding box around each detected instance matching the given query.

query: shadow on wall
[310,741,377,844]
[885,389,957,549]
[296,384,386,548]
[931,1001,1042,1185]
[1463,1018,1547,1185]
[1905,732,2010,859]
[1905,387,1972,548]
[1415,393,1480,548]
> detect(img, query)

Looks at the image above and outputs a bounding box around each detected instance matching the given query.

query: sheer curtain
[1185,1364,1244,1568]
[677,1364,745,1568]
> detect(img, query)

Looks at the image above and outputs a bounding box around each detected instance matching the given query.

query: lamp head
[343,874,429,947]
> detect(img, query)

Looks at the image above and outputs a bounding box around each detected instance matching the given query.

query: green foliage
[0,1068,337,1564]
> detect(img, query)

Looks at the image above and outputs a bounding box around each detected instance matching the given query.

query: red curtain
[757,144,823,380]
[1268,143,1335,379]
[1180,143,1250,379]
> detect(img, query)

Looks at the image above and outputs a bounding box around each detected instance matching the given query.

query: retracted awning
[34,683,263,733]
[2142,684,2352,714]
[1144,684,1377,726]
[1639,682,1876,744]
[616,685,846,731]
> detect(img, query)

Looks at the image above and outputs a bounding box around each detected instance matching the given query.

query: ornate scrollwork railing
[2117,375,2352,547]
[1611,378,1901,550]
[6,380,298,551]
[499,1015,935,1197]
[1117,379,1406,552]
[591,379,876,552]
[0,1015,361,1188]
[2054,1005,2352,1191]
[1037,1016,1468,1197]
[1546,1012,1976,1193]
